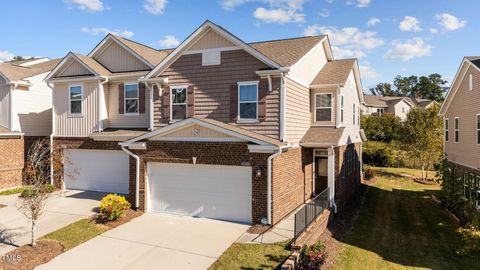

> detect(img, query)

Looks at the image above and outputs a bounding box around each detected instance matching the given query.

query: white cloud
[81,27,134,38]
[157,35,180,48]
[220,0,306,24]
[319,8,330,18]
[143,0,167,15]
[65,0,104,12]
[367,17,381,27]
[399,16,422,32]
[384,38,432,61]
[360,64,381,79]
[356,0,371,8]
[435,13,466,31]
[430,28,438,34]
[304,25,383,59]
[0,51,14,62]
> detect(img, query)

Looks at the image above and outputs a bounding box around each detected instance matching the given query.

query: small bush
[458,216,480,255]
[364,167,375,180]
[297,242,328,270]
[99,194,131,221]
[20,184,56,198]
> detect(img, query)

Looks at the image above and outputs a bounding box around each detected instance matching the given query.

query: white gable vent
[202,51,221,66]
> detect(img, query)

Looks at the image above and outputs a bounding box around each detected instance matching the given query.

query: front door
[315,156,328,194]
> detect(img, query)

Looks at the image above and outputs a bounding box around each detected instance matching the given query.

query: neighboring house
[363,95,415,120]
[439,57,480,173]
[46,21,365,225]
[0,58,60,189]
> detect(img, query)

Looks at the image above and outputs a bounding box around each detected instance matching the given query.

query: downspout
[279,73,286,142]
[266,145,290,224]
[120,145,140,209]
[330,145,337,214]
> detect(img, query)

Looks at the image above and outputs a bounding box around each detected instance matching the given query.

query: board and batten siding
[107,82,150,128]
[187,30,235,51]
[153,50,280,139]
[0,77,11,130]
[444,65,480,170]
[94,41,150,72]
[285,77,310,143]
[53,82,99,137]
[59,61,92,77]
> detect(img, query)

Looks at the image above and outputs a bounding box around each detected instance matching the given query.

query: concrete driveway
[0,190,102,255]
[38,214,249,270]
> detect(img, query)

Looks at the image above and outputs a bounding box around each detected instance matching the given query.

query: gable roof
[364,95,388,107]
[310,59,356,86]
[46,52,112,81]
[466,56,480,69]
[0,58,61,82]
[113,35,173,66]
[300,127,345,147]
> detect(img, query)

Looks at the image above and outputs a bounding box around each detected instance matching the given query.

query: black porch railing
[293,187,330,243]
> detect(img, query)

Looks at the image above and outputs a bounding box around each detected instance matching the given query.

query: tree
[393,75,418,97]
[369,83,397,97]
[399,104,443,181]
[416,73,447,102]
[17,139,52,247]
[361,114,403,142]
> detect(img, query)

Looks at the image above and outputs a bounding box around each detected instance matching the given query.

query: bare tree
[17,138,51,247]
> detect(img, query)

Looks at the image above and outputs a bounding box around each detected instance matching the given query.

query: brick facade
[0,136,24,189]
[335,142,362,210]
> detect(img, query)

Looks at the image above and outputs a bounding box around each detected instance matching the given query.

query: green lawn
[41,219,108,250]
[0,187,25,196]
[209,241,291,270]
[335,167,479,270]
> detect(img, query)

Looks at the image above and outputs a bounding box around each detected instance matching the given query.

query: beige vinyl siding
[311,88,336,126]
[154,50,280,139]
[393,100,411,121]
[94,40,150,72]
[188,30,235,51]
[0,77,11,129]
[154,124,232,139]
[53,82,99,137]
[107,81,150,128]
[340,71,361,128]
[11,73,52,136]
[288,40,328,86]
[59,60,93,77]
[285,77,310,143]
[445,65,480,170]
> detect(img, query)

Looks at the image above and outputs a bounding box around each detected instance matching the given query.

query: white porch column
[328,146,336,204]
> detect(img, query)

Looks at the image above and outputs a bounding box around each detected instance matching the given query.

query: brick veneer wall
[271,147,313,224]
[335,142,362,210]
[0,137,24,189]
[131,141,270,224]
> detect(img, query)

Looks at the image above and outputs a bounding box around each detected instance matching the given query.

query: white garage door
[147,163,252,224]
[64,150,129,194]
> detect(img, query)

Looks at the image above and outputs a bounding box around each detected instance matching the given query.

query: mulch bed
[247,224,271,234]
[93,209,143,229]
[413,178,437,185]
[0,239,64,270]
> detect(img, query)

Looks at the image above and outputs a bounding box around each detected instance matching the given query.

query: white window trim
[170,85,189,122]
[340,95,344,124]
[68,83,83,117]
[124,82,139,116]
[469,74,473,91]
[237,81,259,122]
[476,114,480,145]
[454,117,459,143]
[314,93,333,123]
[445,118,449,142]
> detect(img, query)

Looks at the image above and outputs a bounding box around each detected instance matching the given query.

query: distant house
[439,56,480,173]
[363,95,437,120]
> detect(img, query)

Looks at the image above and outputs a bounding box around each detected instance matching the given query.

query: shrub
[20,184,56,198]
[99,194,131,221]
[297,242,328,270]
[364,167,375,180]
[458,216,480,255]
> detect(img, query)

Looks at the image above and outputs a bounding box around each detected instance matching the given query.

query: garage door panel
[64,150,129,194]
[148,163,252,223]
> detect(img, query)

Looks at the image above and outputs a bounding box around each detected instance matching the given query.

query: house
[0,58,60,189]
[439,57,480,173]
[46,21,365,225]
[363,95,415,120]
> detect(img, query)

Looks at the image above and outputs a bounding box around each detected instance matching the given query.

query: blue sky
[0,0,476,91]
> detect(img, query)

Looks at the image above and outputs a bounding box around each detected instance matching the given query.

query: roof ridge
[114,34,168,53]
[248,35,325,45]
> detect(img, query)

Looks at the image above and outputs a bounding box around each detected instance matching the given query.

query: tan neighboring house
[439,57,480,172]
[46,21,365,225]
[0,58,60,189]
[363,95,437,120]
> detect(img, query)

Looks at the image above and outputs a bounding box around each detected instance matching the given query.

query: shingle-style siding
[335,143,362,210]
[271,147,313,224]
[0,77,11,129]
[153,50,280,139]
[59,60,92,77]
[53,82,100,137]
[285,77,311,143]
[188,30,235,51]
[107,81,150,128]
[94,40,150,72]
[0,137,24,189]
[445,65,480,170]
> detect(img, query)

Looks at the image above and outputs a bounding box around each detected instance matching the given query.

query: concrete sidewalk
[0,190,102,255]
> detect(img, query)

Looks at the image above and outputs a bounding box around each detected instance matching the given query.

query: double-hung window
[353,103,356,125]
[454,117,459,143]
[171,86,187,121]
[477,115,480,144]
[238,82,258,120]
[69,85,82,115]
[444,118,449,142]
[340,95,344,123]
[124,83,139,114]
[315,93,332,122]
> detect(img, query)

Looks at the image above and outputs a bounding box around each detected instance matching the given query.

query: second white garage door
[64,150,129,194]
[147,163,252,224]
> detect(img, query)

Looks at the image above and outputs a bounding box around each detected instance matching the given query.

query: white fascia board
[45,53,100,82]
[248,144,279,153]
